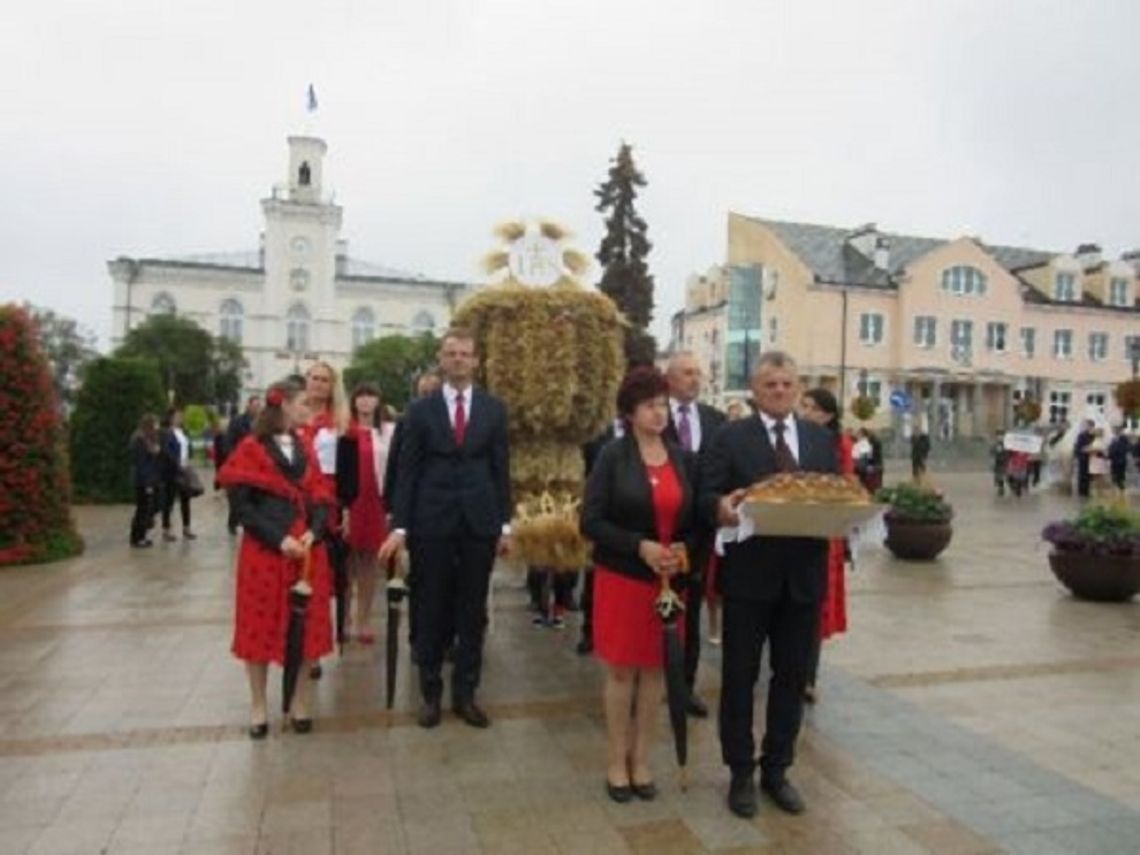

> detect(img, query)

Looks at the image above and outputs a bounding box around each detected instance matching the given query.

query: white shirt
[274,433,296,463]
[442,382,473,430]
[172,427,189,467]
[669,398,702,452]
[758,411,800,463]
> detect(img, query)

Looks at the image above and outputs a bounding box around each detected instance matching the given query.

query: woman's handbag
[177,465,205,498]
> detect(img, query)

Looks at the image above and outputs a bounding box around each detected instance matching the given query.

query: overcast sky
[2,0,1137,350]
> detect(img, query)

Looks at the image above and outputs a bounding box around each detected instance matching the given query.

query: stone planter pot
[883,517,953,561]
[1048,551,1140,602]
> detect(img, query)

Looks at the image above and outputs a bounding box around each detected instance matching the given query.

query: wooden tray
[740,500,886,539]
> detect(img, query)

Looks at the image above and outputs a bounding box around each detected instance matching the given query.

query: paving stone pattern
[0,467,1137,853]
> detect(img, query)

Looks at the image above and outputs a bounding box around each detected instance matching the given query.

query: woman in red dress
[219,381,336,737]
[299,361,349,670]
[798,387,852,703]
[335,383,395,643]
[581,367,700,803]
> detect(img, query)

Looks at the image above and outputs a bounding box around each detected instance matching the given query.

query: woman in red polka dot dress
[219,380,336,738]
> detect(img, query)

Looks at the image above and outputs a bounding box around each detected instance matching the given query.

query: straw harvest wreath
[451,220,627,570]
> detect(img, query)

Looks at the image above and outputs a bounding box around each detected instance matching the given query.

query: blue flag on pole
[307,84,318,113]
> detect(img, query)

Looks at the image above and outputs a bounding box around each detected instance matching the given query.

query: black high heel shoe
[287,717,313,734]
[248,722,269,740]
[605,781,633,803]
[631,781,658,801]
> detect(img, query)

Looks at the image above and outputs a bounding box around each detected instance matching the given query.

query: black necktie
[772,420,798,473]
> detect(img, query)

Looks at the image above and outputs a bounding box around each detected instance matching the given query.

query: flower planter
[1048,551,1140,602]
[884,518,952,561]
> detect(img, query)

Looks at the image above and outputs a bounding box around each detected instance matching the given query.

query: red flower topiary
[0,304,83,565]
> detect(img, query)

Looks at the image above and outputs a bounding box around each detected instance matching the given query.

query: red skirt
[819,539,847,639]
[593,567,683,669]
[232,534,334,664]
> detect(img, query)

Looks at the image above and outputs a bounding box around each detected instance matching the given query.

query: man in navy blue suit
[701,350,838,819]
[381,329,512,729]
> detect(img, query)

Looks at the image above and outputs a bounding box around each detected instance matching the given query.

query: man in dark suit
[700,350,838,819]
[1074,419,1095,498]
[663,352,725,718]
[384,370,442,655]
[380,330,512,729]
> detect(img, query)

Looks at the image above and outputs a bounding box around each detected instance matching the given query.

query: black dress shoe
[453,699,490,728]
[686,693,709,718]
[761,776,805,814]
[605,781,633,803]
[576,637,593,656]
[631,781,658,801]
[728,771,758,818]
[309,664,323,680]
[248,722,269,740]
[418,699,442,729]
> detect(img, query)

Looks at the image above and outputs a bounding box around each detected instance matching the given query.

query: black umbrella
[384,560,408,709]
[655,578,689,791]
[329,535,350,654]
[282,549,313,715]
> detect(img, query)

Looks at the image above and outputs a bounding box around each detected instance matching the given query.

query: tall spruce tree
[594,142,658,366]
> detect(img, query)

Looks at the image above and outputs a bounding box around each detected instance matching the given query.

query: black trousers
[1111,465,1126,490]
[161,480,190,529]
[526,568,576,612]
[719,595,819,777]
[411,529,497,703]
[130,485,156,544]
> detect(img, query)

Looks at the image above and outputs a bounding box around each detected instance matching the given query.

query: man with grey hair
[663,351,725,718]
[700,350,838,819]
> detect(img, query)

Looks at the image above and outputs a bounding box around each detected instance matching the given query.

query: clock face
[508,232,562,287]
[290,236,311,256]
[290,268,310,292]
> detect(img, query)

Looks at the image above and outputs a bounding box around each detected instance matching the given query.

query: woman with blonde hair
[300,360,350,670]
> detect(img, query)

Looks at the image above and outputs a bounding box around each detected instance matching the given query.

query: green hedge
[70,357,166,503]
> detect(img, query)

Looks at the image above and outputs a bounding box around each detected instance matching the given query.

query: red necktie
[454,392,467,445]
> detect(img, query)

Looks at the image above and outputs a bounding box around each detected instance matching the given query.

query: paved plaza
[1,466,1139,854]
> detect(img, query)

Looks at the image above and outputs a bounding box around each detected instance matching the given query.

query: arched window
[285,303,310,353]
[150,292,177,315]
[352,307,375,351]
[410,310,435,335]
[298,161,311,186]
[940,266,987,296]
[219,299,243,343]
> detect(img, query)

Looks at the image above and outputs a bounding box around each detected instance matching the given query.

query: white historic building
[109,134,471,399]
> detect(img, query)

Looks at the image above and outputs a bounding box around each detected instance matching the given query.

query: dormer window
[1109,277,1131,307]
[1054,272,1077,302]
[941,266,987,296]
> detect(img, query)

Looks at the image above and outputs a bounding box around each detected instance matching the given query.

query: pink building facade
[674,214,1139,435]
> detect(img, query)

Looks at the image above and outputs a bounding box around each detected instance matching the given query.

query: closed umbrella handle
[292,548,313,595]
